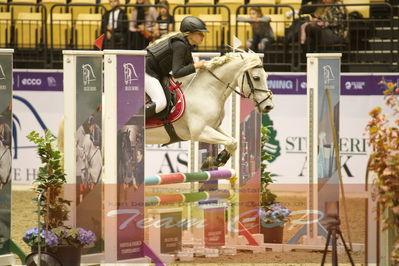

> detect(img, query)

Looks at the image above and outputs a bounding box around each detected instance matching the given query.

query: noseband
[207,65,273,107]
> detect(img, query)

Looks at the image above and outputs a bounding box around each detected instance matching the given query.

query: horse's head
[237,53,274,113]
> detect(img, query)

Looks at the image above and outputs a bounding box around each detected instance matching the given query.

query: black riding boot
[145,102,157,120]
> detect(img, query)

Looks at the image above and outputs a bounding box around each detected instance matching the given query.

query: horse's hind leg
[195,126,237,169]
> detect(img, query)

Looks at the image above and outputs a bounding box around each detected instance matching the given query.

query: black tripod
[321,214,355,266]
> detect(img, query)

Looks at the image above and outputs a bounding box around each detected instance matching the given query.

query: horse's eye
[253,76,260,81]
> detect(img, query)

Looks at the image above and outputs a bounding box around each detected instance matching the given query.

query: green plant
[366,80,399,263]
[24,130,96,249]
[26,130,70,228]
[260,125,277,208]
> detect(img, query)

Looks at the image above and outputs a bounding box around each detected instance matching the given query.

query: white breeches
[145,73,167,113]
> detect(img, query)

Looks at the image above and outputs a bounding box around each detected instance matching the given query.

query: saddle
[146,77,186,144]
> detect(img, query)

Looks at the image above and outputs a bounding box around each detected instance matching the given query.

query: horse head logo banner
[123,63,138,86]
[323,65,335,85]
[82,64,96,86]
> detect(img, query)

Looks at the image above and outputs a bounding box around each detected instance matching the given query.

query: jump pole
[0,48,16,265]
[103,50,148,263]
[63,50,104,262]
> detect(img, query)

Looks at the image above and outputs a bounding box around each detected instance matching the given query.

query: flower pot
[260,223,284,243]
[32,245,81,266]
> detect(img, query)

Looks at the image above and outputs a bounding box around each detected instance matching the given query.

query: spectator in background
[153,0,174,39]
[129,0,158,49]
[237,7,274,53]
[101,0,127,49]
[300,0,348,51]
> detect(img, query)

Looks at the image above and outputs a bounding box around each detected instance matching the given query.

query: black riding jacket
[146,34,196,80]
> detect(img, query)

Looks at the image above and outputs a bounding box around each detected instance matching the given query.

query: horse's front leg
[195,125,237,169]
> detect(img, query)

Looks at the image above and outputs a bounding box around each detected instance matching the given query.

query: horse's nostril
[265,105,273,112]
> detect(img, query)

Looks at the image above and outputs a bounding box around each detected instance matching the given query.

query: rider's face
[188,32,204,46]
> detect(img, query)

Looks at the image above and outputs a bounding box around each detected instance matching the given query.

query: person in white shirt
[101,0,127,48]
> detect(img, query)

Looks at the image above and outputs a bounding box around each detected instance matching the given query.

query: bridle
[207,64,273,108]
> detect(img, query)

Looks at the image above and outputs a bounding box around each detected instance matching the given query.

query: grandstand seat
[187,0,214,17]
[74,13,101,49]
[15,12,43,48]
[69,0,96,21]
[42,0,67,15]
[198,14,224,50]
[216,0,244,20]
[0,12,11,46]
[343,0,370,18]
[231,14,251,48]
[10,0,38,20]
[0,0,8,13]
[173,14,191,31]
[168,0,185,15]
[248,0,276,15]
[267,14,285,39]
[48,13,72,48]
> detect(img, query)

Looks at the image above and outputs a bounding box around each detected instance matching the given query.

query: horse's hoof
[201,157,218,170]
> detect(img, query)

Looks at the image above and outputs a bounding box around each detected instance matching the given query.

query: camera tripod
[321,215,355,266]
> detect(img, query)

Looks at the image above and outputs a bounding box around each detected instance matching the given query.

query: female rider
[145,16,208,119]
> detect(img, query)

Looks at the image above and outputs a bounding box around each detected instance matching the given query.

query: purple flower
[259,203,291,224]
[23,228,59,247]
[76,227,96,245]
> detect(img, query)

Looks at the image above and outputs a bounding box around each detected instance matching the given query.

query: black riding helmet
[180,16,208,33]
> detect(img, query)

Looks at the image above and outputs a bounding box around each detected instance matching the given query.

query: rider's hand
[194,60,206,69]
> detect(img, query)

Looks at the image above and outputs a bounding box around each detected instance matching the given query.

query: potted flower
[366,80,399,264]
[260,125,291,243]
[22,130,96,265]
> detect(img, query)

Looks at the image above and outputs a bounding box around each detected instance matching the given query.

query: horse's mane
[205,52,262,72]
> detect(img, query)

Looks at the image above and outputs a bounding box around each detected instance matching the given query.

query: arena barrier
[63,50,105,262]
[0,49,15,265]
[282,54,363,255]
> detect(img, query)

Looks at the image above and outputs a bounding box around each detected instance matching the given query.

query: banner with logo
[0,52,12,255]
[116,54,145,260]
[75,56,103,254]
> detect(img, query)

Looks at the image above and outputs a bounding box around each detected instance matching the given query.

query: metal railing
[0,2,397,71]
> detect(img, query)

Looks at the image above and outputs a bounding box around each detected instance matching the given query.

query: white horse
[146,52,274,169]
[0,140,12,189]
[81,134,102,185]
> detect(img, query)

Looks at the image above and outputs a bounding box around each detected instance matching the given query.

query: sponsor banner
[11,70,399,95]
[0,53,12,255]
[268,74,307,95]
[75,56,103,254]
[116,54,145,260]
[268,73,399,95]
[341,74,399,95]
[13,71,63,91]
